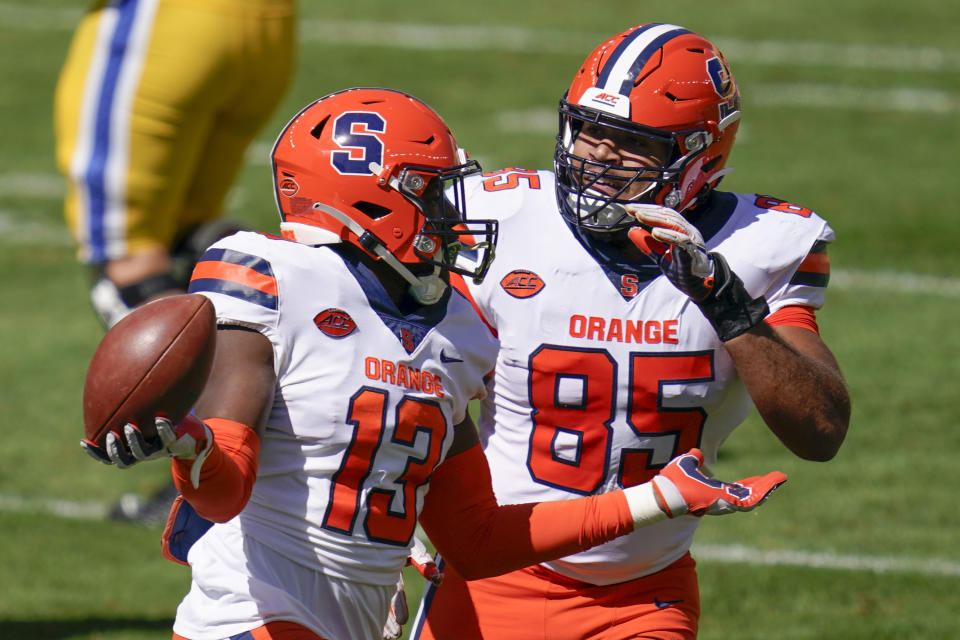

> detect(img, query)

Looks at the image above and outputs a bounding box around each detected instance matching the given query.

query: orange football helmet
[272,88,496,302]
[555,24,741,231]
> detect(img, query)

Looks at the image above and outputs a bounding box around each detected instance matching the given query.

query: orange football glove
[653,448,787,517]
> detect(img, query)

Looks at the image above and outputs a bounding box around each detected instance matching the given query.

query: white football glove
[625,203,769,341]
[623,448,787,527]
[652,448,787,517]
[382,575,407,640]
[625,204,715,300]
[81,415,214,489]
[382,536,443,639]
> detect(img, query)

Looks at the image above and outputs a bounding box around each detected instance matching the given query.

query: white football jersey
[187,231,497,586]
[462,169,834,585]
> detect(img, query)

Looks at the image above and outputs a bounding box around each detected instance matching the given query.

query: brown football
[83,294,217,447]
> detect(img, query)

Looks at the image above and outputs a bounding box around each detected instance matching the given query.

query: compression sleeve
[171,418,260,523]
[765,304,819,333]
[419,443,634,580]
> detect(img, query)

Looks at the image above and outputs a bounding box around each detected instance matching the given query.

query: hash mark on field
[0,493,107,520]
[0,210,73,246]
[0,172,65,198]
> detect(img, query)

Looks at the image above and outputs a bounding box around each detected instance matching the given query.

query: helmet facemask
[313,157,497,305]
[554,100,714,233]
[554,24,743,233]
[395,162,497,285]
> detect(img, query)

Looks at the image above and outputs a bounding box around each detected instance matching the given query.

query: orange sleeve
[171,418,260,523]
[419,443,633,580]
[765,304,820,333]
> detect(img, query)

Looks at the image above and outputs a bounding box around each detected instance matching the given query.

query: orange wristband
[171,418,260,523]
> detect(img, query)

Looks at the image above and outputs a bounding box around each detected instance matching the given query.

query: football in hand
[83,294,217,448]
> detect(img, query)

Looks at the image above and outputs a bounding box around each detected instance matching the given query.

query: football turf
[1,1,957,638]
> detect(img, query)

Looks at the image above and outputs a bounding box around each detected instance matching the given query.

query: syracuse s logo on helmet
[330,111,386,176]
[706,57,731,96]
[500,269,545,299]
[314,308,356,337]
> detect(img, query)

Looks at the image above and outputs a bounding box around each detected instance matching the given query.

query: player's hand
[382,537,443,639]
[81,415,214,488]
[652,448,787,517]
[625,204,770,342]
[406,535,444,585]
[626,203,716,301]
[382,575,407,639]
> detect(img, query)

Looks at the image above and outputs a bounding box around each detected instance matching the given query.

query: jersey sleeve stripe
[796,252,830,274]
[188,278,279,310]
[191,260,278,296]
[789,271,830,287]
[198,247,277,277]
[188,248,279,310]
[790,245,831,287]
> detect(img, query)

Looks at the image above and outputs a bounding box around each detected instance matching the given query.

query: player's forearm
[420,444,635,580]
[435,494,634,580]
[171,417,260,522]
[726,323,850,461]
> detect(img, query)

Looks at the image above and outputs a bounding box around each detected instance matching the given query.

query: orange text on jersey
[364,357,445,398]
[569,315,679,344]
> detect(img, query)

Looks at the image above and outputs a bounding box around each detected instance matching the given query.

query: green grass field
[1,1,958,638]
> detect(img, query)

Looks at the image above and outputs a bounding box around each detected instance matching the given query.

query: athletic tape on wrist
[622,481,671,527]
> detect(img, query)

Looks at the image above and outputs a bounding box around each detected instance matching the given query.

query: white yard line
[0,491,954,578]
[296,19,960,73]
[1,3,958,72]
[748,83,960,113]
[831,268,960,297]
[0,172,66,198]
[693,543,960,578]
[2,171,960,297]
[0,3,80,30]
[497,81,959,127]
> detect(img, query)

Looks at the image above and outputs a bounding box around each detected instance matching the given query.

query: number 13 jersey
[461,170,834,585]
[189,231,497,586]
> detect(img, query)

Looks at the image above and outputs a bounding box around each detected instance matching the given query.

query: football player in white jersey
[81,87,789,640]
[413,25,851,640]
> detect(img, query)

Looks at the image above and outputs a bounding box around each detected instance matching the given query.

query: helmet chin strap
[310,203,447,305]
[571,190,629,230]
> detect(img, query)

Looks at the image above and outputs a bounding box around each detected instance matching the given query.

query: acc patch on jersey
[500,269,545,299]
[314,308,356,337]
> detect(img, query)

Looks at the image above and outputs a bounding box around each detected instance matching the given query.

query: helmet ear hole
[310,116,329,139]
[702,156,722,173]
[353,201,392,220]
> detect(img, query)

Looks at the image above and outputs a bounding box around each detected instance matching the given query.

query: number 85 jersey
[462,170,834,585]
